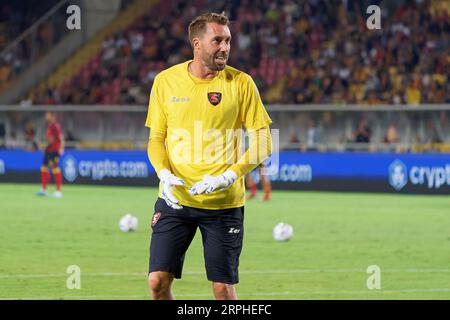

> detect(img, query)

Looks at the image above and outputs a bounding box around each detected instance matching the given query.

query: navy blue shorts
[43,151,59,167]
[149,198,244,284]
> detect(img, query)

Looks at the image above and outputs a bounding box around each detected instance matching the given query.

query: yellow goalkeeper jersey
[145,60,272,209]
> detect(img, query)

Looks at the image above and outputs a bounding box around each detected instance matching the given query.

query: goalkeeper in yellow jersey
[145,12,273,300]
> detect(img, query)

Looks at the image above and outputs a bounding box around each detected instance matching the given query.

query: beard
[203,51,228,71]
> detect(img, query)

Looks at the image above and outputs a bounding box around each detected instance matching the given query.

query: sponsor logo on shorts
[228,227,240,234]
[152,212,161,227]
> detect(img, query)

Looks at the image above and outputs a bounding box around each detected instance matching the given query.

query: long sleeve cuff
[147,129,170,174]
[230,126,273,178]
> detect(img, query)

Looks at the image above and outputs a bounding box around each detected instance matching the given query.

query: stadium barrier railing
[0,103,449,152]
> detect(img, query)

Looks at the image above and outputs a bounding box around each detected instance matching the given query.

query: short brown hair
[188,12,229,45]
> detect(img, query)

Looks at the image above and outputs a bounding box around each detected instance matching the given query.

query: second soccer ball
[119,213,138,232]
[272,222,293,241]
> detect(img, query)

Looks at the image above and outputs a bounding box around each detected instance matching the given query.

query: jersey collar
[186,60,222,85]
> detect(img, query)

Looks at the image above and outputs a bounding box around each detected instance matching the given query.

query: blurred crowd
[0,0,62,91]
[277,0,450,105]
[4,0,448,105]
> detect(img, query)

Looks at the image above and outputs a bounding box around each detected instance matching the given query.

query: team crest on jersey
[207,92,222,106]
[152,212,161,227]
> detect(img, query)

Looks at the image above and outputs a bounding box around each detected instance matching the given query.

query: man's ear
[192,37,201,50]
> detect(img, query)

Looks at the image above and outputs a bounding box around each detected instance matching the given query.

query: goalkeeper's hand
[189,170,237,196]
[159,169,185,210]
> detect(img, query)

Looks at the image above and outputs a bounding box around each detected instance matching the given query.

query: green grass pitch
[0,183,449,300]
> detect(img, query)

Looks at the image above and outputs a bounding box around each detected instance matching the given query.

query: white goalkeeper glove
[159,169,185,210]
[189,170,237,196]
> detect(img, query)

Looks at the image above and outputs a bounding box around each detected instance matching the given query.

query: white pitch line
[2,288,450,300]
[1,268,450,279]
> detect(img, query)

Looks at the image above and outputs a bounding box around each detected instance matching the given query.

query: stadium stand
[0,0,448,152]
[0,0,73,88]
[0,0,61,92]
[27,0,449,105]
[0,0,137,97]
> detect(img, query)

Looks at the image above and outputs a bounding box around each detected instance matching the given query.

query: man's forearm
[147,129,171,175]
[230,126,272,178]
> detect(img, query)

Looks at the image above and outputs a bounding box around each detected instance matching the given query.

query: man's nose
[219,41,229,52]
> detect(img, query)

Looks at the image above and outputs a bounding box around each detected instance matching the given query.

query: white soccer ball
[272,222,293,241]
[119,213,138,232]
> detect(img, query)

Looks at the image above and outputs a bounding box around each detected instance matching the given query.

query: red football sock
[249,183,257,196]
[263,190,271,201]
[41,167,50,191]
[262,176,271,201]
[53,168,62,192]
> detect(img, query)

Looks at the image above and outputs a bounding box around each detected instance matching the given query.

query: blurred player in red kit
[246,162,272,201]
[36,111,65,198]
